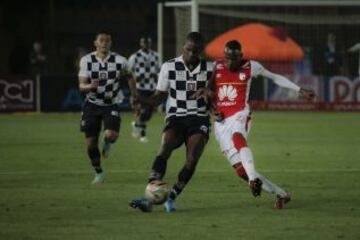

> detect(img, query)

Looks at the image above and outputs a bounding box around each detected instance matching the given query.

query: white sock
[257,173,287,197]
[239,147,257,181]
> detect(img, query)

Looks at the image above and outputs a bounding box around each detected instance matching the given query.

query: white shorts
[214,110,252,159]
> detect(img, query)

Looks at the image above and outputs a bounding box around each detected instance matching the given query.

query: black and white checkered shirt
[79,51,129,106]
[157,56,213,119]
[128,49,160,91]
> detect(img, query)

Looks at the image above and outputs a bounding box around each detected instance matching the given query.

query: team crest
[239,72,246,81]
[187,82,196,91]
[99,71,108,80]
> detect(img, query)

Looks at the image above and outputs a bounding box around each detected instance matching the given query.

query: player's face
[224,47,243,71]
[140,38,151,50]
[183,40,203,65]
[94,34,112,54]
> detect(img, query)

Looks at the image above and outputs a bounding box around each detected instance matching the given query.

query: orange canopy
[205,23,304,61]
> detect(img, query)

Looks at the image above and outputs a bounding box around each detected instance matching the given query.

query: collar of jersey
[93,51,112,64]
[178,55,201,74]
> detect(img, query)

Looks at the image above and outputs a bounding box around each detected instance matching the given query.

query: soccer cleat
[91,172,105,184]
[131,121,140,138]
[164,199,176,213]
[273,193,291,209]
[249,178,263,197]
[139,136,148,143]
[102,142,111,158]
[129,198,152,212]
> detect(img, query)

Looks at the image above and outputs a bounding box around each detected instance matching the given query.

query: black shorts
[80,101,121,138]
[163,116,211,140]
[137,89,155,109]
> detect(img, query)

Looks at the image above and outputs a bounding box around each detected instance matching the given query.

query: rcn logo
[218,85,238,101]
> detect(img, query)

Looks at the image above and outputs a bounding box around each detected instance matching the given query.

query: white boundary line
[0,169,359,175]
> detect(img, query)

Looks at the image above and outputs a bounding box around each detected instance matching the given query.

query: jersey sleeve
[78,56,89,78]
[251,61,300,92]
[128,54,136,72]
[156,63,169,91]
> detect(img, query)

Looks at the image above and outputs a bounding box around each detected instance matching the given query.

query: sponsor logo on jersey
[216,73,222,78]
[218,85,238,101]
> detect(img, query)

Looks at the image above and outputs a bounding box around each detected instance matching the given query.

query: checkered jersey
[157,56,213,119]
[79,51,129,106]
[128,49,160,91]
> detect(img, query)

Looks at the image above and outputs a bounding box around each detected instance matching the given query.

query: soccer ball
[144,180,169,204]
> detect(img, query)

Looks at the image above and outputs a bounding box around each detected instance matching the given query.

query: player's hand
[213,111,224,122]
[299,88,316,101]
[192,88,207,99]
[89,79,99,89]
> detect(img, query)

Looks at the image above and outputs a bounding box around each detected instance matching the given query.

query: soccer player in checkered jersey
[128,37,160,142]
[196,40,315,209]
[78,32,137,184]
[129,32,213,212]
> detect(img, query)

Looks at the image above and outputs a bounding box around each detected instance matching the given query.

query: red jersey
[214,59,252,118]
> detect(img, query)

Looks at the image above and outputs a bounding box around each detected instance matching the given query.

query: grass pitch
[0,111,359,240]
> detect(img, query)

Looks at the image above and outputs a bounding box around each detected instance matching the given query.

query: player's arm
[78,57,99,92]
[255,62,316,100]
[140,90,168,107]
[78,77,99,93]
[125,71,137,105]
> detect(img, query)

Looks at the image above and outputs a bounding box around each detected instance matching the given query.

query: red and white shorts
[214,110,252,159]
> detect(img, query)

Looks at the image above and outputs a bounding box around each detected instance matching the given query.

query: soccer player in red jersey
[196,40,315,209]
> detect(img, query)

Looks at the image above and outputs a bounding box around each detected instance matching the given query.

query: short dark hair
[186,32,204,45]
[95,32,112,39]
[225,40,241,50]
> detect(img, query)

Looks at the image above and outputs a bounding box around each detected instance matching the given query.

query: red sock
[233,163,249,182]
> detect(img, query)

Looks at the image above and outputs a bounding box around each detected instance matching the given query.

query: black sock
[169,166,195,200]
[87,147,102,173]
[136,123,146,137]
[148,156,167,182]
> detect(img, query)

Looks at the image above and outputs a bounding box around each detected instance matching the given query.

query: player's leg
[164,118,209,212]
[133,90,154,142]
[137,104,154,143]
[102,105,121,158]
[230,132,290,207]
[167,133,207,202]
[80,102,104,183]
[129,124,184,212]
[230,132,263,197]
[148,128,184,182]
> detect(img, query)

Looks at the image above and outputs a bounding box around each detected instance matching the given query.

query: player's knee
[104,130,118,143]
[232,132,247,151]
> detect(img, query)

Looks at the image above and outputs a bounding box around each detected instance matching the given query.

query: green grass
[0,111,360,240]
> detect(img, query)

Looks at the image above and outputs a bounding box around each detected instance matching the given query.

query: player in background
[128,37,160,142]
[129,32,213,212]
[195,40,315,209]
[78,32,137,184]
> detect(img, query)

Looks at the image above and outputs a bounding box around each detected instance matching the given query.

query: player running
[195,40,315,209]
[128,37,160,143]
[78,32,137,184]
[129,32,213,212]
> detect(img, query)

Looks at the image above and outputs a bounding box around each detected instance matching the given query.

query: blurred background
[1,0,360,112]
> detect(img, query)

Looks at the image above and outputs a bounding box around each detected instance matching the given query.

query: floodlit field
[1,111,359,240]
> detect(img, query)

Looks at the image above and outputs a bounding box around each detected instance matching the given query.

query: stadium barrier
[1,74,359,113]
